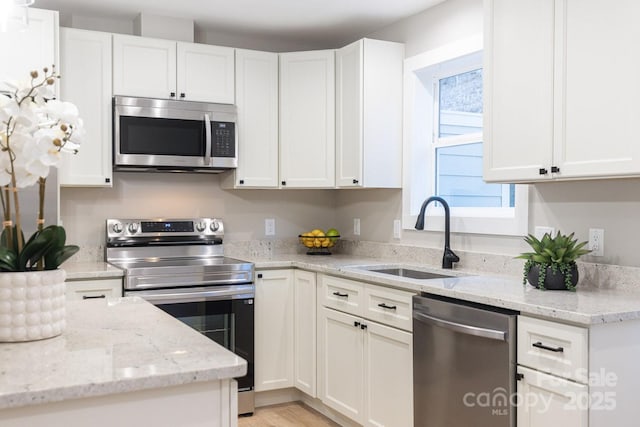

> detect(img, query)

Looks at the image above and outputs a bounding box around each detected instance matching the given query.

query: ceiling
[34,0,445,46]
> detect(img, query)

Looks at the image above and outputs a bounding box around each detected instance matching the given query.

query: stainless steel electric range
[105,217,255,415]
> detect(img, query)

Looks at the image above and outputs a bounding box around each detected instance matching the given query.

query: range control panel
[106,218,224,245]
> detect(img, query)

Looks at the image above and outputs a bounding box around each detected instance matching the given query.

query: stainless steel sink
[368,268,455,280]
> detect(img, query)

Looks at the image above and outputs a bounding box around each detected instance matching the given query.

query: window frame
[402,34,529,236]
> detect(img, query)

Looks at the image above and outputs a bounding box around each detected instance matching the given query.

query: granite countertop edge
[245,254,640,327]
[0,298,247,411]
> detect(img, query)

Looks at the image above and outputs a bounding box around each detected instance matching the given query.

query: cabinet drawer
[319,274,364,316]
[363,284,415,332]
[518,316,588,383]
[66,278,122,301]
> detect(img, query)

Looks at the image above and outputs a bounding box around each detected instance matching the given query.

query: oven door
[127,285,254,393]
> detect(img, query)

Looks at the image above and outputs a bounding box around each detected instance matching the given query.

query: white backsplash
[81,238,640,291]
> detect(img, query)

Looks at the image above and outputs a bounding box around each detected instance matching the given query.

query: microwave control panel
[212,121,236,158]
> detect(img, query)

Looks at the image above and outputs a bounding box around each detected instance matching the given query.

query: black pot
[527,264,578,290]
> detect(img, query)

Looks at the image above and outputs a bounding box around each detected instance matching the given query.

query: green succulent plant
[516,231,590,290]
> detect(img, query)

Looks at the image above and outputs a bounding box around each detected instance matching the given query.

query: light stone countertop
[0,297,247,410]
[63,261,124,280]
[240,253,640,326]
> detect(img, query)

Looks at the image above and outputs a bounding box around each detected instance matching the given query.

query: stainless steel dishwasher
[413,294,517,427]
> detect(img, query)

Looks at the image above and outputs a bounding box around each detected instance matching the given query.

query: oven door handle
[129,285,254,304]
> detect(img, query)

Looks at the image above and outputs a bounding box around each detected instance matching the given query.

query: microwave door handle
[204,113,212,166]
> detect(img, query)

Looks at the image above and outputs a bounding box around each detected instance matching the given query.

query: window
[434,67,515,209]
[402,35,528,236]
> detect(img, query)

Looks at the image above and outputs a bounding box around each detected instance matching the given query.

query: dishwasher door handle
[413,311,507,341]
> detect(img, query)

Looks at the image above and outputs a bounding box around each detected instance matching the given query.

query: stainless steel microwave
[113,96,238,173]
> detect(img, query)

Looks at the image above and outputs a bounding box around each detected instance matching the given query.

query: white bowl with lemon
[299,228,340,255]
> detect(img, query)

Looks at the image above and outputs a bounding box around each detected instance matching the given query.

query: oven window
[156,299,234,349]
[120,116,204,156]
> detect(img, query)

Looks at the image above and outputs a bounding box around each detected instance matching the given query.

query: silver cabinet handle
[204,113,212,166]
[413,311,507,341]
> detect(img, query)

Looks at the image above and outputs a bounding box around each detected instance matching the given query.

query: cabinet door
[279,50,335,188]
[59,28,113,187]
[254,269,294,391]
[361,39,403,189]
[483,0,555,182]
[0,8,57,92]
[319,307,363,423]
[234,49,279,187]
[364,321,413,427]
[177,42,235,104]
[556,0,640,178]
[65,278,122,301]
[517,366,588,427]
[336,39,364,187]
[113,34,176,99]
[293,270,316,397]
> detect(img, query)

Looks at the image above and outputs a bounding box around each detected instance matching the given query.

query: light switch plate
[589,228,604,257]
[265,218,275,236]
[353,218,361,236]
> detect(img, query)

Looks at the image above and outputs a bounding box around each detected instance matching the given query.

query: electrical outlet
[265,218,275,236]
[534,226,555,240]
[353,218,361,236]
[393,220,401,239]
[589,228,604,257]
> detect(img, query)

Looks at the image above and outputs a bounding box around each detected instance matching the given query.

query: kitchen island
[0,297,246,427]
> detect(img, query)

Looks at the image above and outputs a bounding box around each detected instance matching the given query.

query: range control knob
[111,222,123,234]
[210,220,220,232]
[195,221,207,232]
[127,222,139,234]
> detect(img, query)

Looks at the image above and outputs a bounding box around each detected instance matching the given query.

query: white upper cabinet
[484,0,640,182]
[0,8,58,90]
[223,49,279,188]
[557,0,640,178]
[279,50,335,188]
[113,35,176,99]
[336,38,404,188]
[176,42,235,103]
[483,0,555,182]
[113,34,234,103]
[59,28,113,187]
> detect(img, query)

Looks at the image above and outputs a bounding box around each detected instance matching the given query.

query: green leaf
[0,246,18,271]
[46,245,79,270]
[19,227,57,270]
[532,254,550,263]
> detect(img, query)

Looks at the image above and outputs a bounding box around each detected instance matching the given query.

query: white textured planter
[0,269,66,342]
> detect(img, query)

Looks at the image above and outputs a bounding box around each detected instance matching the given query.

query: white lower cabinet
[364,321,413,427]
[318,273,414,427]
[65,278,122,301]
[517,315,588,427]
[517,366,588,427]
[254,269,294,392]
[320,307,364,421]
[294,270,317,397]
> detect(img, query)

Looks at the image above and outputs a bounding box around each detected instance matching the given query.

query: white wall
[333,0,640,268]
[369,0,483,57]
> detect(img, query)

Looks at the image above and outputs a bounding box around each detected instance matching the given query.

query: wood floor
[238,402,340,427]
